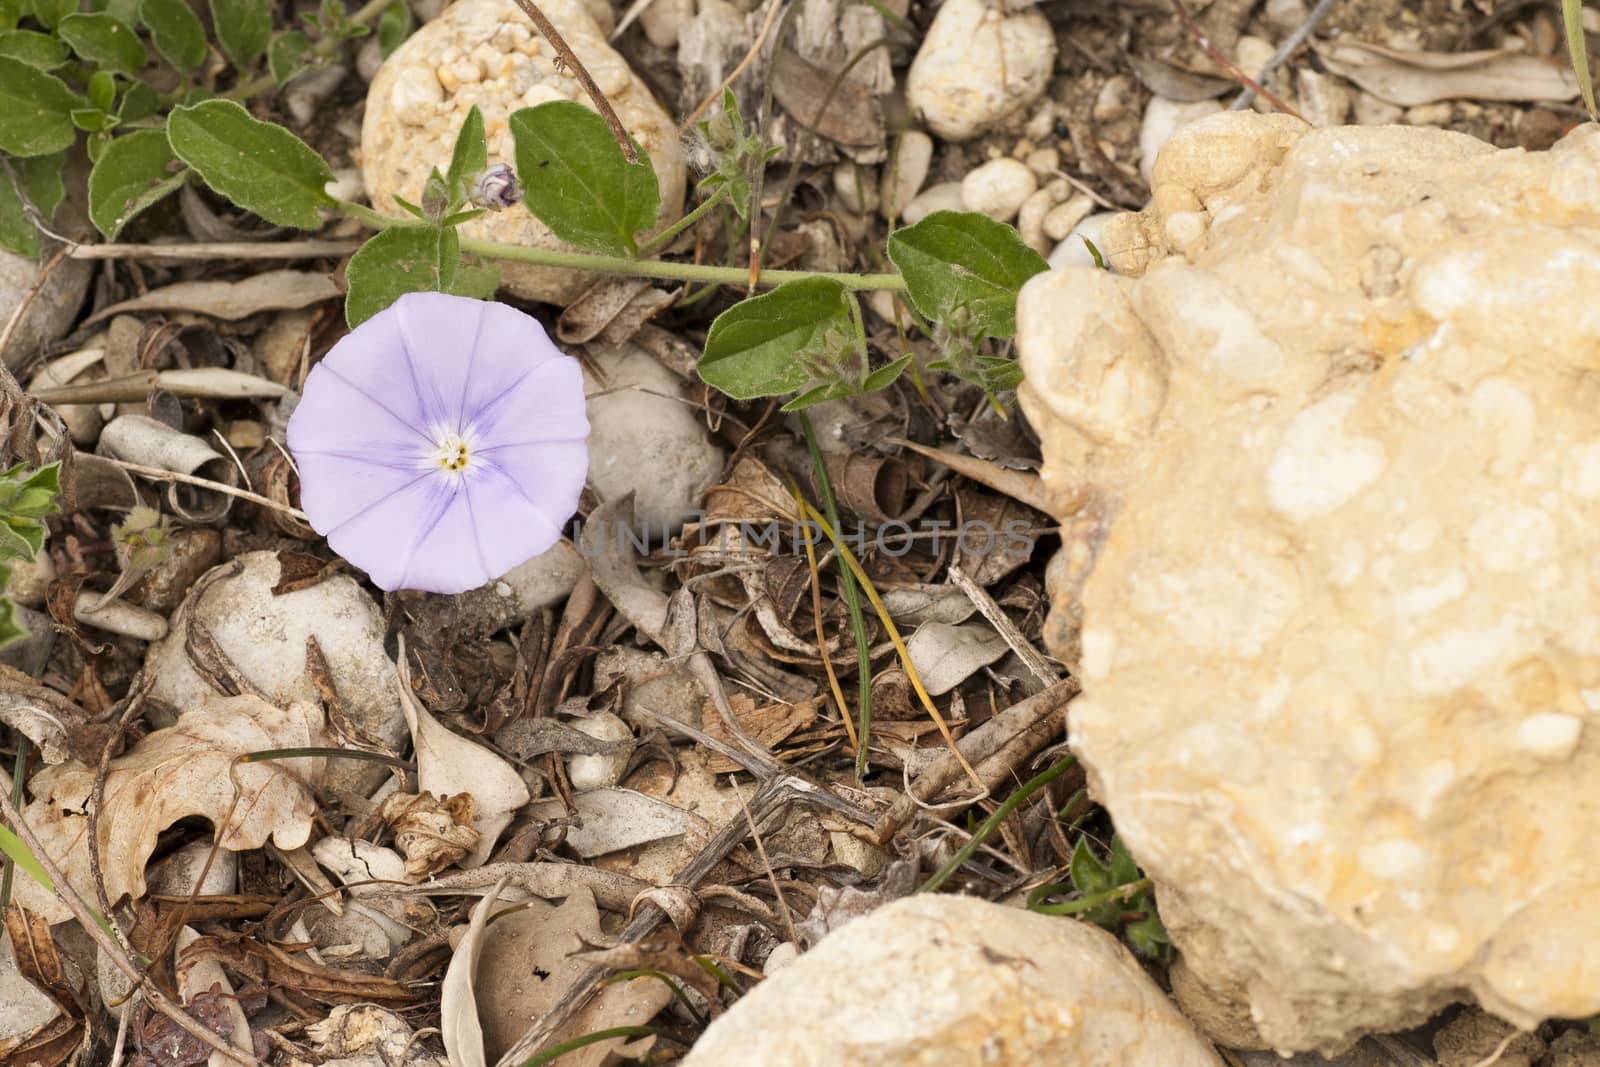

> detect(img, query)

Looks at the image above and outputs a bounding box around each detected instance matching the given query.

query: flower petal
[477,439,589,531]
[308,302,435,436]
[469,356,590,446]
[390,292,488,431]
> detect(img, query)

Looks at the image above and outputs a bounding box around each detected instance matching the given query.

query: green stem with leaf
[334,200,908,291]
[634,185,728,258]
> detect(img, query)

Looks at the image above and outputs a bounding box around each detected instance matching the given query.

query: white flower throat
[423,426,480,485]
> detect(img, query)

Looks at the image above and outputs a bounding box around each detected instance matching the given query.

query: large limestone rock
[1018,111,1600,1052]
[361,0,685,304]
[682,894,1221,1067]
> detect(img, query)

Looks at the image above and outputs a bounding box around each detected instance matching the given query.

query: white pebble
[833,162,879,215]
[902,181,965,224]
[1042,194,1094,242]
[1016,187,1054,255]
[566,712,635,791]
[1024,146,1059,180]
[879,129,933,221]
[960,158,1037,222]
[1048,212,1115,270]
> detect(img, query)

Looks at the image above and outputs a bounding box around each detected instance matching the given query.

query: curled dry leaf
[0,905,77,1064]
[1312,40,1580,106]
[14,695,326,923]
[377,791,480,878]
[440,876,506,1067]
[0,664,118,766]
[396,643,530,868]
[85,270,342,326]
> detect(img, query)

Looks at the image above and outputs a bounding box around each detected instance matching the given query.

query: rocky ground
[1,0,1599,1064]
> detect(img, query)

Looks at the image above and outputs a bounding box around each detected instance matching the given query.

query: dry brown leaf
[378,791,479,878]
[86,270,341,325]
[14,695,326,923]
[702,695,821,774]
[477,886,671,1066]
[396,643,530,868]
[1312,40,1580,105]
[441,878,505,1067]
[0,904,79,1066]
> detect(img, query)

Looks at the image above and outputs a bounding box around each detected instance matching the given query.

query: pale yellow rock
[904,0,1055,142]
[362,0,685,304]
[681,895,1222,1067]
[1018,111,1600,1052]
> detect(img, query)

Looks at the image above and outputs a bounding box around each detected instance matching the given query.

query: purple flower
[287,291,589,594]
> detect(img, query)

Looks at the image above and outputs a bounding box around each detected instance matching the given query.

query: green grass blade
[1563,0,1597,120]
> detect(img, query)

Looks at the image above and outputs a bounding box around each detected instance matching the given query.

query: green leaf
[376,0,410,56]
[862,353,912,393]
[267,29,312,84]
[0,29,68,68]
[344,225,455,326]
[1069,836,1113,896]
[780,381,853,412]
[0,515,42,559]
[117,79,158,122]
[140,0,207,70]
[0,56,82,157]
[0,822,51,889]
[89,128,185,238]
[510,100,659,257]
[0,165,36,257]
[27,0,74,30]
[209,0,269,69]
[102,0,142,27]
[166,99,333,228]
[1108,834,1140,886]
[0,152,64,256]
[886,210,1049,339]
[698,278,847,400]
[0,0,20,29]
[446,104,485,204]
[1564,0,1597,120]
[87,69,116,112]
[59,12,147,75]
[447,255,499,299]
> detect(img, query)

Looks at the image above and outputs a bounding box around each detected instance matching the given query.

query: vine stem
[225,0,395,102]
[333,201,908,291]
[634,185,727,258]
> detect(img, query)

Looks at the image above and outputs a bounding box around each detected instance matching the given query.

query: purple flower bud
[471,163,521,211]
[286,292,589,594]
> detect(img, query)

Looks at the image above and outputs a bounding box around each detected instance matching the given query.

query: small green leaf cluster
[0,0,406,253]
[695,88,777,221]
[1045,833,1170,960]
[0,461,60,648]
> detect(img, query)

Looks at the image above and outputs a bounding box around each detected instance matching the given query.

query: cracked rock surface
[1018,111,1600,1052]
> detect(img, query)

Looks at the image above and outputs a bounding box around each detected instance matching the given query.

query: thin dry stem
[67,239,361,261]
[105,457,310,522]
[506,0,640,162]
[1170,0,1304,119]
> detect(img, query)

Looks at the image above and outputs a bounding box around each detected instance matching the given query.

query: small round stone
[961,158,1038,222]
